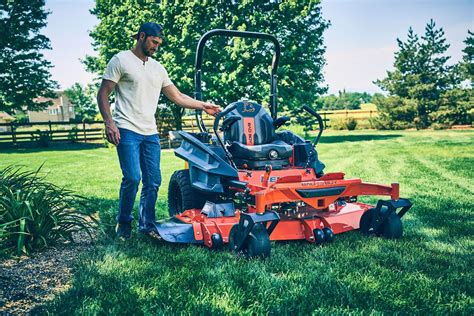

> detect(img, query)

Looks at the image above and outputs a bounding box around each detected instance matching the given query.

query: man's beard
[142,44,155,57]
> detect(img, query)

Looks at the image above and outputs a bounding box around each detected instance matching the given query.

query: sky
[42,0,473,94]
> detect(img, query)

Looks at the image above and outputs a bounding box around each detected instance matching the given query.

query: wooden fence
[0,121,104,147]
[180,109,378,132]
[0,109,377,148]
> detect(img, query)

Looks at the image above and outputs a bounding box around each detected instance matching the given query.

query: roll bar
[194,29,281,132]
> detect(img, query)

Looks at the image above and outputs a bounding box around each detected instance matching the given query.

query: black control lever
[302,105,324,146]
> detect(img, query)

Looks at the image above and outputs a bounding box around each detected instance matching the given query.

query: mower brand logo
[243,117,255,145]
[260,176,279,182]
[247,122,253,144]
[242,102,255,113]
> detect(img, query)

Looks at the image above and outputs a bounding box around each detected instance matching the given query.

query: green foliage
[429,88,474,126]
[462,30,474,85]
[64,83,99,122]
[155,104,175,138]
[31,129,52,147]
[331,117,358,130]
[68,127,80,142]
[0,165,97,256]
[12,111,29,123]
[375,20,463,128]
[0,0,58,114]
[370,96,417,130]
[290,103,321,138]
[345,117,357,130]
[319,91,372,110]
[86,0,329,129]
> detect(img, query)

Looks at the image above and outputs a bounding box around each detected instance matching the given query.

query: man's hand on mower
[105,120,120,145]
[203,102,221,117]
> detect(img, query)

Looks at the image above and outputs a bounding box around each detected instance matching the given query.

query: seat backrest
[223,101,275,145]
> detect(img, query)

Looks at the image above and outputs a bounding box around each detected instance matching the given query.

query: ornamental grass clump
[0,165,97,256]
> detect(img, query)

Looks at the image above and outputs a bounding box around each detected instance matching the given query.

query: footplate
[154,217,203,244]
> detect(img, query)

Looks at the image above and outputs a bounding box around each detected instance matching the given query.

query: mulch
[0,232,94,314]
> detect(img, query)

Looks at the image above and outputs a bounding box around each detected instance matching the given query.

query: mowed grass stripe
[0,130,472,314]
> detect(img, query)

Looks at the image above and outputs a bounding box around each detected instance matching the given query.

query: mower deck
[170,201,371,244]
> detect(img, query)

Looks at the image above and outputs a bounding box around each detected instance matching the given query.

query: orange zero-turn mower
[154,30,412,258]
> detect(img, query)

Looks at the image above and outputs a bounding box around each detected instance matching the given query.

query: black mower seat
[223,101,293,169]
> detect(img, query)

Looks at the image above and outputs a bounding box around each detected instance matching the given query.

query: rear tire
[168,169,208,216]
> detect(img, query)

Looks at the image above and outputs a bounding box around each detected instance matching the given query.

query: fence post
[11,122,16,146]
[48,121,52,141]
[83,121,87,142]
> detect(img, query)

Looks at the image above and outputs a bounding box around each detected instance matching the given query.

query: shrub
[345,117,358,130]
[0,165,97,256]
[331,117,358,130]
[31,130,52,147]
[370,96,417,129]
[429,89,473,126]
[369,115,414,130]
[431,123,450,130]
[155,104,175,138]
[290,107,318,138]
[330,118,346,130]
[68,127,80,142]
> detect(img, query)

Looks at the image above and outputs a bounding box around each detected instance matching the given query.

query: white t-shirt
[102,50,173,135]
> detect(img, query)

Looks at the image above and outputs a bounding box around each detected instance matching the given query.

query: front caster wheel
[313,228,325,245]
[359,208,378,235]
[211,233,224,250]
[229,223,271,258]
[322,227,335,242]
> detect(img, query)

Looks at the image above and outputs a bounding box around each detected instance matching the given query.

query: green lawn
[0,130,472,314]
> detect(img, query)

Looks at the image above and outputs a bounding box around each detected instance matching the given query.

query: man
[97,22,220,240]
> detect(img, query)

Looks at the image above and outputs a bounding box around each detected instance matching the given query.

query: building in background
[28,91,76,122]
[0,112,15,132]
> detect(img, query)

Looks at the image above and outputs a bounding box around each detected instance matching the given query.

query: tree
[85,0,329,129]
[0,0,57,114]
[318,91,371,110]
[461,30,473,84]
[375,20,459,128]
[64,83,99,122]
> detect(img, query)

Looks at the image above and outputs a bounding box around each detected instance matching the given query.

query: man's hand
[105,120,120,145]
[202,102,221,117]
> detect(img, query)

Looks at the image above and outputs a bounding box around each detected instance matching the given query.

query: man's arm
[97,79,120,145]
[162,84,221,116]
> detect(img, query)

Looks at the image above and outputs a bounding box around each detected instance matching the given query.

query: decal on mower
[301,180,338,186]
[243,117,255,145]
[242,101,256,113]
[260,175,279,182]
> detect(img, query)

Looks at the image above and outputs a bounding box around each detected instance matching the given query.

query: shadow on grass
[318,134,402,144]
[0,142,105,154]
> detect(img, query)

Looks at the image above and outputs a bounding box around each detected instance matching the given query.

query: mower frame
[157,29,412,257]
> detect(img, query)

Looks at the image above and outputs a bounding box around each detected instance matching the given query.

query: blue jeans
[116,128,161,233]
